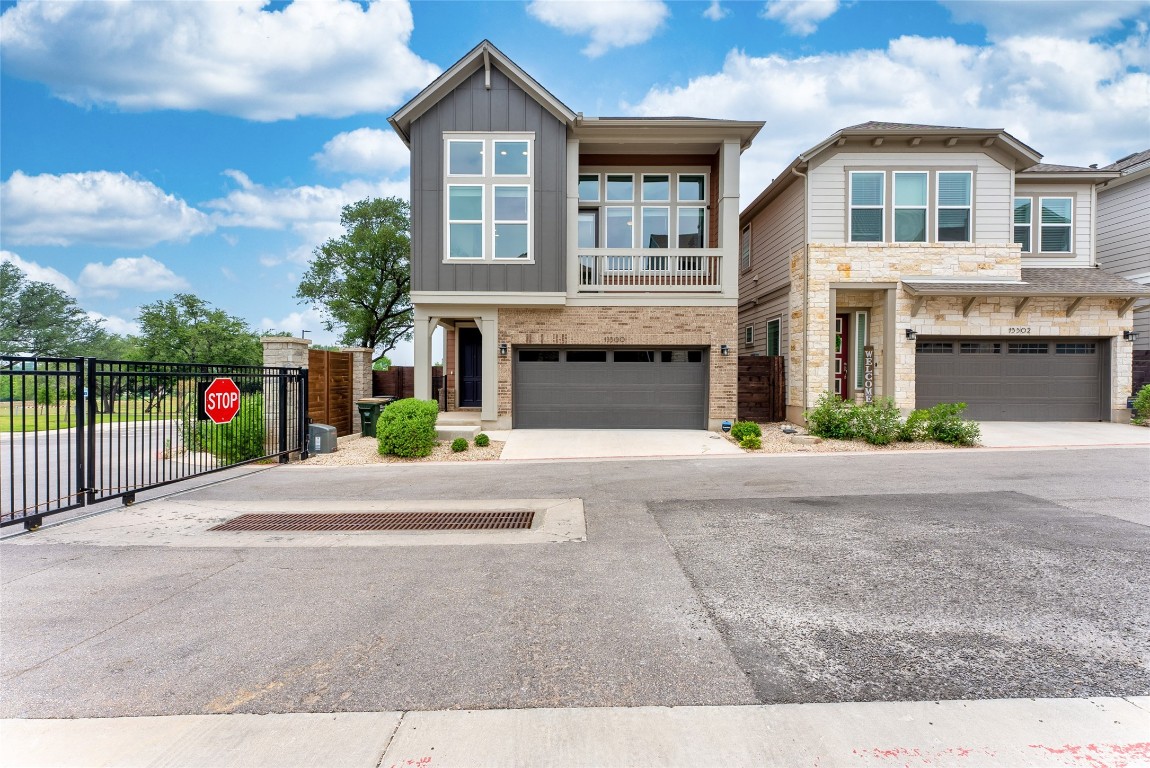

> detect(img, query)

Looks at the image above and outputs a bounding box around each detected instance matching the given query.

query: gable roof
[1103,149,1150,173]
[389,40,577,146]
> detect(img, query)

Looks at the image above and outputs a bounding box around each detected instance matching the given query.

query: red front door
[834,313,850,398]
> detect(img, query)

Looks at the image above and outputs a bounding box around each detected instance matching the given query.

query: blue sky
[2,0,1148,365]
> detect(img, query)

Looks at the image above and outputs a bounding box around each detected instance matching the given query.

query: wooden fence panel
[308,349,353,436]
[372,366,445,406]
[738,355,786,422]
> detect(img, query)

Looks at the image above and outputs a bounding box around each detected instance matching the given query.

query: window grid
[1013,198,1032,253]
[1055,343,1096,355]
[745,325,754,346]
[1008,343,1049,354]
[916,342,954,354]
[444,135,533,262]
[960,342,1001,354]
[580,168,708,252]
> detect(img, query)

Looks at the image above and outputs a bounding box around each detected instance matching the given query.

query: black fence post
[278,367,289,463]
[298,368,310,460]
[75,357,86,513]
[85,358,98,504]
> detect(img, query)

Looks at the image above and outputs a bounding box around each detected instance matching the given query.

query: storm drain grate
[209,510,535,532]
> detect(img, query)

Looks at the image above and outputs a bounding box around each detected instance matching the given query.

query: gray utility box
[308,423,338,454]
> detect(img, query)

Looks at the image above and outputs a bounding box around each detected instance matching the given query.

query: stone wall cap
[260,337,312,345]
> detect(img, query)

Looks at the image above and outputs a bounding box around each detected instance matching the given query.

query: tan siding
[739,287,789,357]
[807,151,1012,244]
[740,178,804,302]
[1017,182,1094,268]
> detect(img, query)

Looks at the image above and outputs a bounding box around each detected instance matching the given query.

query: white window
[745,324,754,346]
[937,171,972,242]
[1013,197,1032,253]
[766,317,781,356]
[740,224,751,270]
[893,172,927,243]
[849,171,884,242]
[578,168,708,253]
[579,174,600,202]
[1039,197,1072,253]
[853,311,868,390]
[444,134,533,262]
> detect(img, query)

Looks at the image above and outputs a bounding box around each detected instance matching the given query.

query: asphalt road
[1,446,1147,717]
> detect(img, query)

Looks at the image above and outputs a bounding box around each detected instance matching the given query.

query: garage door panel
[916,338,1106,421]
[514,350,708,429]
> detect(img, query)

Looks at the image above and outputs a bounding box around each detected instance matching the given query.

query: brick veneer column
[261,337,311,455]
[341,346,373,433]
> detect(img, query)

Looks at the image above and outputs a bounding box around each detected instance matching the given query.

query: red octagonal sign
[203,377,241,425]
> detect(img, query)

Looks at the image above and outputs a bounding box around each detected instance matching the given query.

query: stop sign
[203,377,241,424]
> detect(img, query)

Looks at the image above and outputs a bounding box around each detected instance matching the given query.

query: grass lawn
[1,401,170,433]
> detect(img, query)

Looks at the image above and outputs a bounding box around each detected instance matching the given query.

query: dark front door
[834,313,850,398]
[459,327,482,408]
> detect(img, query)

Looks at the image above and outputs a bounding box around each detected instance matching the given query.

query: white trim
[1013,196,1032,253]
[744,324,754,346]
[578,172,600,203]
[605,173,635,202]
[1038,195,1073,254]
[740,223,752,270]
[849,170,885,242]
[641,173,671,202]
[443,133,534,264]
[892,171,928,243]
[936,170,973,243]
[853,310,869,390]
[412,291,567,306]
[766,316,782,356]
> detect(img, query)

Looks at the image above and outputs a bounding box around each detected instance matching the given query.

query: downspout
[791,163,809,417]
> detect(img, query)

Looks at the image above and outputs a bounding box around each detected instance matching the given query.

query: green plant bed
[730,420,762,441]
[739,434,762,450]
[474,433,490,447]
[1132,384,1150,426]
[804,392,980,447]
[377,398,439,458]
[451,437,468,452]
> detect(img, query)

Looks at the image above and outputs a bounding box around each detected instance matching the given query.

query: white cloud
[258,307,339,345]
[205,171,409,250]
[942,1,1150,40]
[78,256,189,298]
[313,128,410,175]
[0,0,439,121]
[87,311,140,337]
[761,0,840,36]
[0,171,213,248]
[527,0,669,57]
[704,0,729,21]
[629,32,1150,200]
[0,250,79,296]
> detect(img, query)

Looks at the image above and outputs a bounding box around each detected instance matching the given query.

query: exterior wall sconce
[720,344,730,356]
[905,329,917,341]
[1124,330,1138,342]
[499,342,508,356]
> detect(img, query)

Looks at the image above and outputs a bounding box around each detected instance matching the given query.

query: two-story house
[739,122,1149,423]
[1096,149,1150,394]
[389,42,762,430]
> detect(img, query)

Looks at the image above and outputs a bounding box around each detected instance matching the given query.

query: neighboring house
[1096,149,1150,394]
[739,122,1149,423]
[389,41,762,430]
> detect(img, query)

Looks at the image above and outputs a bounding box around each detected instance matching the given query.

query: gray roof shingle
[1018,163,1103,174]
[843,121,985,131]
[903,268,1150,296]
[1103,149,1150,173]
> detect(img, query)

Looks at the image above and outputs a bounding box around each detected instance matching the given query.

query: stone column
[261,337,311,456]
[341,346,373,433]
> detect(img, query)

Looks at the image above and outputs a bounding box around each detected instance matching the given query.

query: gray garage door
[915,338,1108,421]
[514,348,708,429]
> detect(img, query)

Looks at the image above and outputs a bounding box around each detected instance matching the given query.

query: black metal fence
[1,357,308,531]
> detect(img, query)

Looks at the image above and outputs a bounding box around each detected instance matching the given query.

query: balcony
[577,250,722,292]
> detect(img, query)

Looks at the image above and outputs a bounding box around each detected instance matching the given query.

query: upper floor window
[579,169,708,250]
[893,172,927,242]
[740,224,751,269]
[849,171,884,242]
[766,317,781,356]
[1039,197,1072,253]
[444,134,533,262]
[1013,198,1031,252]
[937,172,972,242]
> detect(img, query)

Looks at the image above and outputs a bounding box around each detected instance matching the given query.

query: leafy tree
[0,262,104,358]
[296,197,412,362]
[371,355,392,371]
[136,293,261,366]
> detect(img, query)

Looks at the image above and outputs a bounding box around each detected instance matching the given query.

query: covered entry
[915,338,1109,421]
[513,348,708,429]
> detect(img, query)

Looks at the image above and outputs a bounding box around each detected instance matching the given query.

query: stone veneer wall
[788,243,1135,421]
[260,336,310,456]
[341,347,373,433]
[497,306,737,429]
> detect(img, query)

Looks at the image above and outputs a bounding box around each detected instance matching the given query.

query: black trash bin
[356,397,396,437]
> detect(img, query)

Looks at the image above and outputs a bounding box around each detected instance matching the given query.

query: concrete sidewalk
[978,421,1150,448]
[4,697,1148,768]
[499,429,744,460]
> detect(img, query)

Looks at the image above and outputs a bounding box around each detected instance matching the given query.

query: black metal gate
[1,357,308,531]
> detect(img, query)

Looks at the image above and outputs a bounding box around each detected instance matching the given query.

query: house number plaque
[863,345,875,404]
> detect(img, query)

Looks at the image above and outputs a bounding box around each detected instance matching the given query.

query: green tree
[136,294,261,366]
[296,197,412,362]
[0,262,104,357]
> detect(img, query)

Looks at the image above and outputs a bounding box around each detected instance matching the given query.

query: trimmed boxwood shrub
[377,398,439,458]
[730,420,762,441]
[451,437,468,453]
[474,433,490,447]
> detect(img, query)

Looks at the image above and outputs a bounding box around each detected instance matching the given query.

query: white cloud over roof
[527,0,670,57]
[0,0,440,121]
[0,171,214,248]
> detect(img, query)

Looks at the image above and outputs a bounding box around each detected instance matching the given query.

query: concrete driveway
[978,421,1150,448]
[498,429,745,460]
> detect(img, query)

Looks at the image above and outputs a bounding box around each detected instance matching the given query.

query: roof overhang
[573,118,763,153]
[804,125,1043,171]
[389,40,577,146]
[1018,171,1120,183]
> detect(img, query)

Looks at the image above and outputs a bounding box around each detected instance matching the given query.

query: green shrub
[804,392,858,439]
[474,433,490,447]
[1132,384,1150,426]
[730,421,762,441]
[451,437,468,453]
[898,409,930,442]
[854,398,902,445]
[183,394,265,463]
[377,398,439,458]
[925,402,981,446]
[739,434,762,450]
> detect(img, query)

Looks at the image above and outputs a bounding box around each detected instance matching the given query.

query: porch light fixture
[499,342,508,356]
[720,344,730,356]
[905,328,917,341]
[1124,330,1138,342]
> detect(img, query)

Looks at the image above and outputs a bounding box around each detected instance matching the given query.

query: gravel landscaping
[722,421,965,453]
[302,434,505,465]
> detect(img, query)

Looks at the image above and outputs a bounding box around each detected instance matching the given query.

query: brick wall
[497,305,737,429]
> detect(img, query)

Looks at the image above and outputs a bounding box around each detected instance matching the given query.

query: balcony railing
[577,250,722,292]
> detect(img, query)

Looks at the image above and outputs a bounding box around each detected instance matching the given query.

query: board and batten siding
[409,65,567,294]
[1097,172,1150,351]
[806,151,1012,245]
[1015,181,1095,268]
[740,287,789,358]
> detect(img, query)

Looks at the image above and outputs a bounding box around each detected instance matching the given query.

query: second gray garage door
[514,348,708,429]
[915,338,1108,421]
